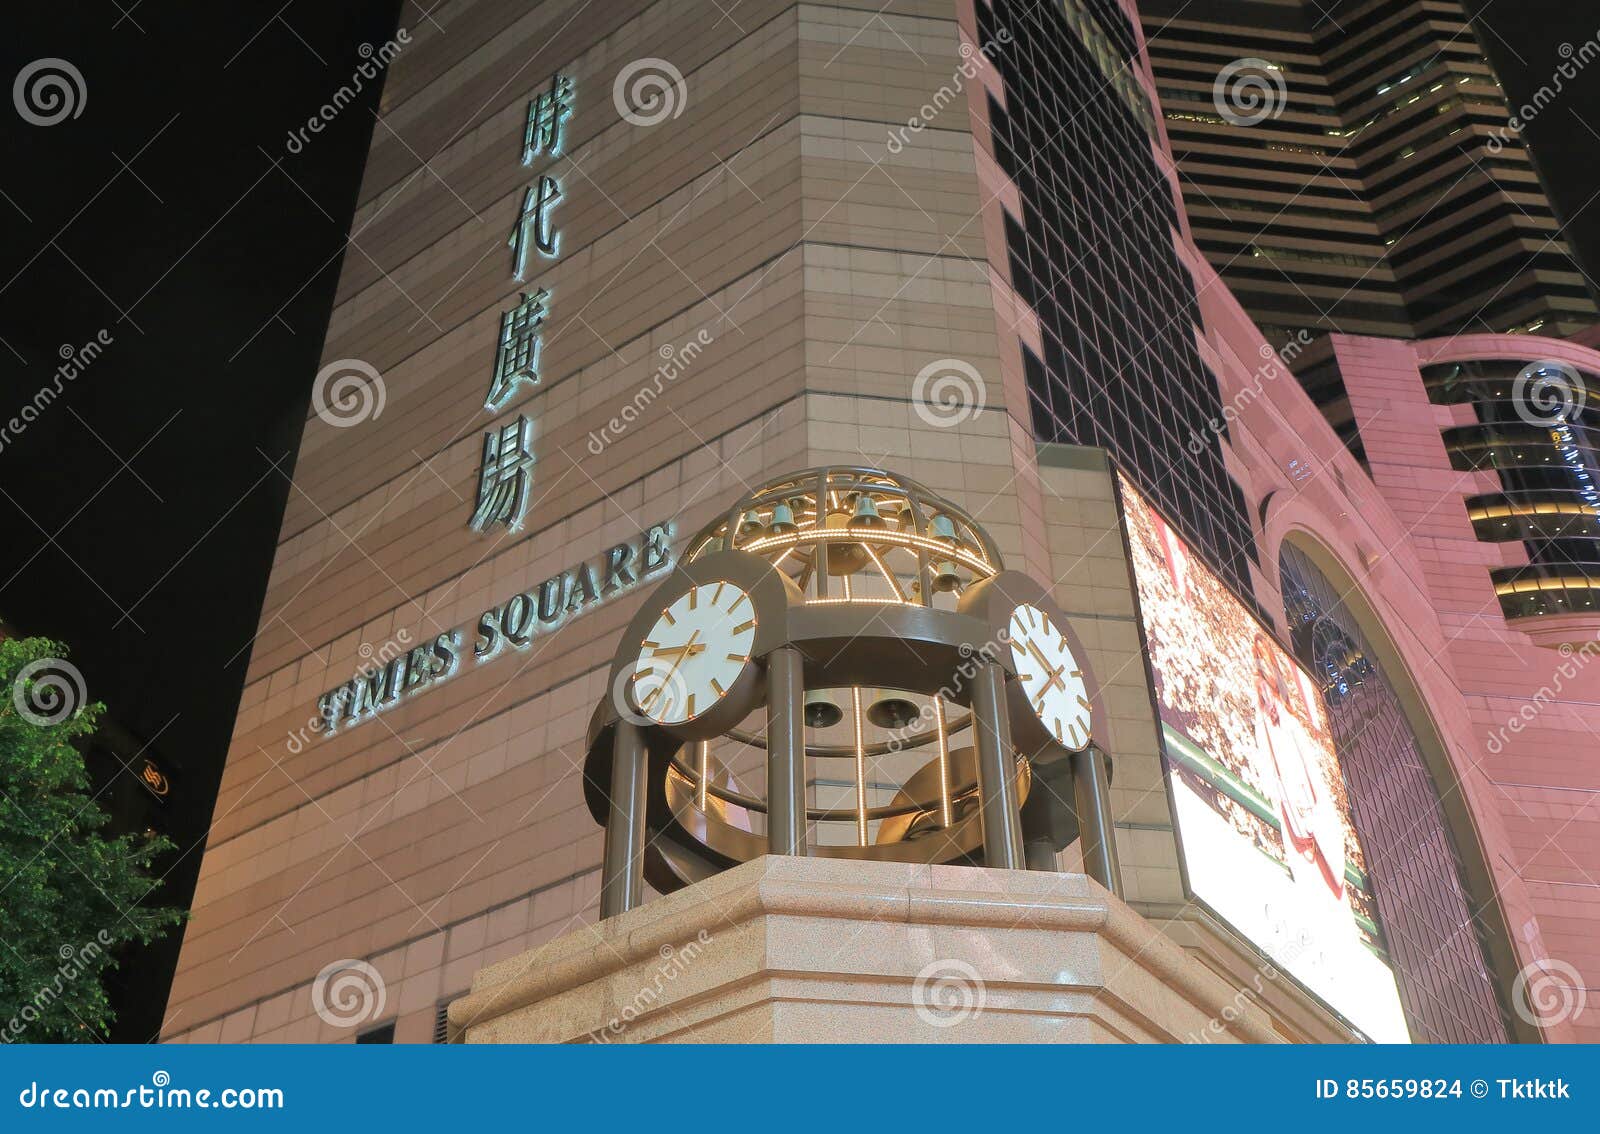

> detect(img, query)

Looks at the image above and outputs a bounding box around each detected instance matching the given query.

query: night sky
[0,1,1597,1042]
[1,1,402,1040]
[1467,1,1600,298]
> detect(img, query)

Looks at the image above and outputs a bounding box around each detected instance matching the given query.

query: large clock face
[1008,603,1092,749]
[630,582,757,725]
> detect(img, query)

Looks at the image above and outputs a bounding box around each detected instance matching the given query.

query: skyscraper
[1142,0,1598,347]
[163,0,1595,1045]
[984,0,1260,605]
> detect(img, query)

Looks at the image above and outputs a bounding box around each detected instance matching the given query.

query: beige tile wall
[1037,456,1184,907]
[166,0,1157,1042]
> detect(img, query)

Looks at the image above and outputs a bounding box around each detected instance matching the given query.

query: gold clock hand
[642,630,701,710]
[649,641,707,659]
[1025,641,1068,693]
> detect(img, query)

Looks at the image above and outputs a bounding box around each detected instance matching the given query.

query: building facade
[163,0,1595,1044]
[1142,0,1599,349]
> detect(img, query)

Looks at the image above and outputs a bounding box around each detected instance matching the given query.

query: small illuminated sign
[138,758,171,801]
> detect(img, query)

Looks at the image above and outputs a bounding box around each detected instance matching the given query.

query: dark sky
[1466,0,1600,301]
[0,0,1597,1042]
[1,1,403,1040]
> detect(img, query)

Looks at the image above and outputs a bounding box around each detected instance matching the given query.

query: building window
[982,0,1261,609]
[1278,543,1512,1042]
[356,1022,395,1044]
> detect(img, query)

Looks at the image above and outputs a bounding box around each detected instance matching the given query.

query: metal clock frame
[583,516,1122,918]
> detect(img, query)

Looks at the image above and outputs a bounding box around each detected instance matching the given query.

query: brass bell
[768,502,798,535]
[929,513,959,541]
[804,689,843,728]
[739,509,764,536]
[931,560,961,592]
[823,510,869,575]
[848,494,885,528]
[865,689,919,730]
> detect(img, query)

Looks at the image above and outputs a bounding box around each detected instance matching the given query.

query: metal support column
[766,645,808,856]
[970,661,1025,870]
[600,719,649,918]
[1072,744,1122,897]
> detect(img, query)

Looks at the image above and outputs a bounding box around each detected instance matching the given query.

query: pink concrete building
[1180,244,1600,1040]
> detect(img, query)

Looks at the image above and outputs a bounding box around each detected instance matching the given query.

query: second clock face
[1008,602,1092,749]
[631,582,757,726]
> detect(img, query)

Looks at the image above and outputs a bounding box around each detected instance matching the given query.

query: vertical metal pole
[970,661,1025,870]
[932,695,953,828]
[766,645,808,856]
[851,687,868,847]
[1072,744,1122,898]
[600,720,649,918]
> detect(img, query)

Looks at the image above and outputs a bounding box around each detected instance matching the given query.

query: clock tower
[580,466,1118,917]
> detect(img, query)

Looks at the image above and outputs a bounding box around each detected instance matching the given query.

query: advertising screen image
[1120,477,1409,1043]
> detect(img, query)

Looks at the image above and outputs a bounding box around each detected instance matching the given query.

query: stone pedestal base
[448,856,1355,1043]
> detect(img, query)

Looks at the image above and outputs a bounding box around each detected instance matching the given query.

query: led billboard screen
[1119,476,1409,1042]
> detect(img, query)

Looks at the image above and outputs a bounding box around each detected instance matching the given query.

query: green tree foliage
[0,638,183,1042]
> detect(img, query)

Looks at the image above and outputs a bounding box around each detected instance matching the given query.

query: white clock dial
[1007,603,1092,749]
[631,582,757,725]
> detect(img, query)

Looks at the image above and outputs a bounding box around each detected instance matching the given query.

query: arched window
[1279,542,1512,1042]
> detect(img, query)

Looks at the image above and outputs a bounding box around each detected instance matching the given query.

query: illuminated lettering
[312,524,675,738]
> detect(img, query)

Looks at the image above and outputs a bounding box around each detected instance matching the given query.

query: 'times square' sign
[314,522,674,736]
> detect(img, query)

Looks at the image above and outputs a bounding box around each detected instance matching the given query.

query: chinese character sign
[470,415,536,532]
[471,71,575,536]
[523,72,572,162]
[507,174,562,281]
[487,288,548,411]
